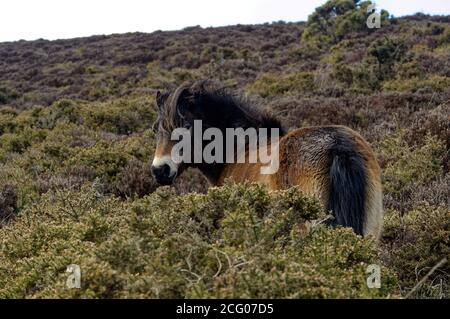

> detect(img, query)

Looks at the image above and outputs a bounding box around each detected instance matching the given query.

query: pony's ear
[156,90,164,109]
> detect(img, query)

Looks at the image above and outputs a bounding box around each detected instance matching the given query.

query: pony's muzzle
[151,163,176,185]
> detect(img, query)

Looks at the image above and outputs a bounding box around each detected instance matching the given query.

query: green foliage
[0,184,17,225]
[383,75,450,92]
[382,204,449,298]
[353,37,407,90]
[367,37,406,65]
[302,0,389,48]
[0,128,47,154]
[248,72,315,97]
[0,107,18,135]
[0,95,157,208]
[0,183,397,298]
[0,85,19,105]
[331,63,354,85]
[377,130,446,204]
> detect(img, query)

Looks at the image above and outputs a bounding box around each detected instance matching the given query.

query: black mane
[159,80,286,136]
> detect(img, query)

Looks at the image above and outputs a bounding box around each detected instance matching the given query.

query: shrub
[353,37,407,90]
[112,158,156,198]
[0,183,397,298]
[248,72,315,97]
[0,128,47,155]
[0,184,18,225]
[0,107,18,135]
[0,86,19,105]
[381,204,449,298]
[331,63,354,85]
[301,0,389,48]
[367,37,406,65]
[40,99,82,129]
[383,75,450,92]
[393,60,424,79]
[377,130,446,211]
[84,98,156,135]
[65,141,131,183]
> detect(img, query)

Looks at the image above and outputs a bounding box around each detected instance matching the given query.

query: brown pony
[151,81,383,239]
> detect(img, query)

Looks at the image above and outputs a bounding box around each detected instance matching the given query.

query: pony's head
[151,81,285,185]
[151,82,202,185]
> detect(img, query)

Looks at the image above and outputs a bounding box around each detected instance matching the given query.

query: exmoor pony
[151,81,383,239]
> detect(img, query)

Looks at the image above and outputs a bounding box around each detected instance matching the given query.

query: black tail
[328,150,366,235]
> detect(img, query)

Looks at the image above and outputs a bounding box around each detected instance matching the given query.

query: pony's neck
[198,91,285,133]
[190,90,284,185]
[194,162,225,185]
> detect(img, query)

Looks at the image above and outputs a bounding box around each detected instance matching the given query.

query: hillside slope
[0,9,449,298]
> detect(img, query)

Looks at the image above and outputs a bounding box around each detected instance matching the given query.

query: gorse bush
[0,86,19,105]
[352,37,407,90]
[0,184,17,225]
[0,183,398,298]
[248,72,315,97]
[376,129,446,211]
[381,204,449,298]
[383,75,450,92]
[0,95,158,210]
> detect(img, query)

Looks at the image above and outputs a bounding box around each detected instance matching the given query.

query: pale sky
[0,0,449,42]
